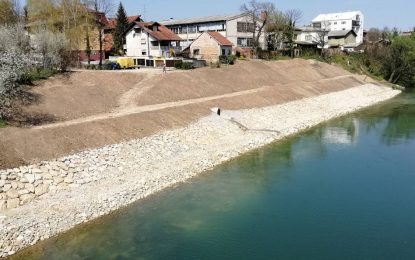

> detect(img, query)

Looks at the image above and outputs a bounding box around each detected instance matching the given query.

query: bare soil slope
[0,59,368,169]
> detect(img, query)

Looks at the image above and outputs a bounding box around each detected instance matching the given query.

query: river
[9,92,415,260]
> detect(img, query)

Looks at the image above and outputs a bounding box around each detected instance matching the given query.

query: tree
[266,10,288,51]
[240,0,275,56]
[367,28,382,42]
[0,0,20,25]
[113,2,128,55]
[383,36,415,87]
[284,9,302,57]
[85,0,113,68]
[85,29,92,65]
[313,20,329,56]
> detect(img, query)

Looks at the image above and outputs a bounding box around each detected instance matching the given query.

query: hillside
[0,59,371,169]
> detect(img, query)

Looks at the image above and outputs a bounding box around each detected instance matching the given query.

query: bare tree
[240,0,275,56]
[266,10,288,50]
[284,9,302,57]
[85,0,114,68]
[367,28,382,42]
[312,20,329,56]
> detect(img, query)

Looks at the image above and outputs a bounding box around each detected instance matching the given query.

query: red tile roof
[207,31,233,46]
[136,22,182,41]
[106,15,142,29]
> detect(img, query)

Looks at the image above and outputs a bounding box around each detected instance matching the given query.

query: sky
[115,0,414,30]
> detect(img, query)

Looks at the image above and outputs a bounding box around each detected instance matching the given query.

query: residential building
[328,30,357,47]
[189,31,233,61]
[294,26,329,48]
[103,15,142,56]
[160,13,265,50]
[312,11,364,45]
[125,21,182,67]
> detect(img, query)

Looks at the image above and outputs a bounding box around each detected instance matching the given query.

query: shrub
[0,118,6,128]
[175,61,193,70]
[33,29,70,71]
[219,55,237,65]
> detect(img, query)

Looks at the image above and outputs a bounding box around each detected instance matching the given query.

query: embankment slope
[1,59,367,169]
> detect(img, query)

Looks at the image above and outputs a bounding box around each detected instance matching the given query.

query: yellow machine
[116,57,134,69]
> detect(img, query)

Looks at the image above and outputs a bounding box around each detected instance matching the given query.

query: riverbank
[0,84,400,257]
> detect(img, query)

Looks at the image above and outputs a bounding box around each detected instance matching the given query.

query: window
[222,48,226,56]
[341,21,346,24]
[237,37,253,47]
[193,49,200,55]
[142,50,147,56]
[305,35,312,41]
[141,38,146,45]
[134,28,141,33]
[334,22,337,25]
[237,22,255,33]
[188,26,197,33]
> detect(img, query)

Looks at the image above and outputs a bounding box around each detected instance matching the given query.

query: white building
[312,11,364,45]
[125,21,182,67]
[295,27,329,48]
[160,13,265,50]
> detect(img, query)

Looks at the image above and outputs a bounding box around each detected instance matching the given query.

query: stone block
[7,198,20,209]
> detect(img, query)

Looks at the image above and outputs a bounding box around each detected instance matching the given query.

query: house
[103,15,142,56]
[189,31,233,61]
[160,13,265,50]
[295,26,329,48]
[124,21,182,67]
[312,11,364,45]
[328,30,357,47]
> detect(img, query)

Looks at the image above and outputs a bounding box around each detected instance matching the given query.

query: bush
[174,61,193,70]
[0,118,6,128]
[219,55,237,65]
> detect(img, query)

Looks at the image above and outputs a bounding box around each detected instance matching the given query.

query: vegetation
[0,118,6,128]
[219,55,237,65]
[0,0,20,25]
[174,61,193,70]
[113,2,128,54]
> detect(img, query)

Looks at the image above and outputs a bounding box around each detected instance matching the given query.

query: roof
[328,30,357,38]
[295,26,327,33]
[133,22,182,41]
[160,13,248,26]
[312,11,362,22]
[106,15,141,29]
[206,32,233,46]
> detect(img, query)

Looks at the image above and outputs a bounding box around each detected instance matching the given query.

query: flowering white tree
[33,28,70,70]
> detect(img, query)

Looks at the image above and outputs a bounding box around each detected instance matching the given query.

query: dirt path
[34,74,356,131]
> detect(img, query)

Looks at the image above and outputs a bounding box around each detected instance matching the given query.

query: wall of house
[226,15,265,49]
[165,14,265,50]
[328,34,357,46]
[190,33,221,61]
[125,29,150,57]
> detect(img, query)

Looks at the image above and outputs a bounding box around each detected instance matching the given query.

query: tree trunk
[99,27,103,69]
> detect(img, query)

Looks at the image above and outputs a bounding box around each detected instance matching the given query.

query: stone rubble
[0,84,400,257]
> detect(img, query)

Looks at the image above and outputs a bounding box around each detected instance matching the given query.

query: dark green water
[11,92,415,260]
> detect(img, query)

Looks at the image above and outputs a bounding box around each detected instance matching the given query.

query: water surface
[10,92,415,260]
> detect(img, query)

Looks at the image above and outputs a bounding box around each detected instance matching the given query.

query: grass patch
[0,118,7,128]
[20,68,58,85]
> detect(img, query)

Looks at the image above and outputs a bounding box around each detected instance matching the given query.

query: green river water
[9,92,415,260]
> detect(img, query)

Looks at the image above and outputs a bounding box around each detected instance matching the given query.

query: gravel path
[0,84,400,258]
